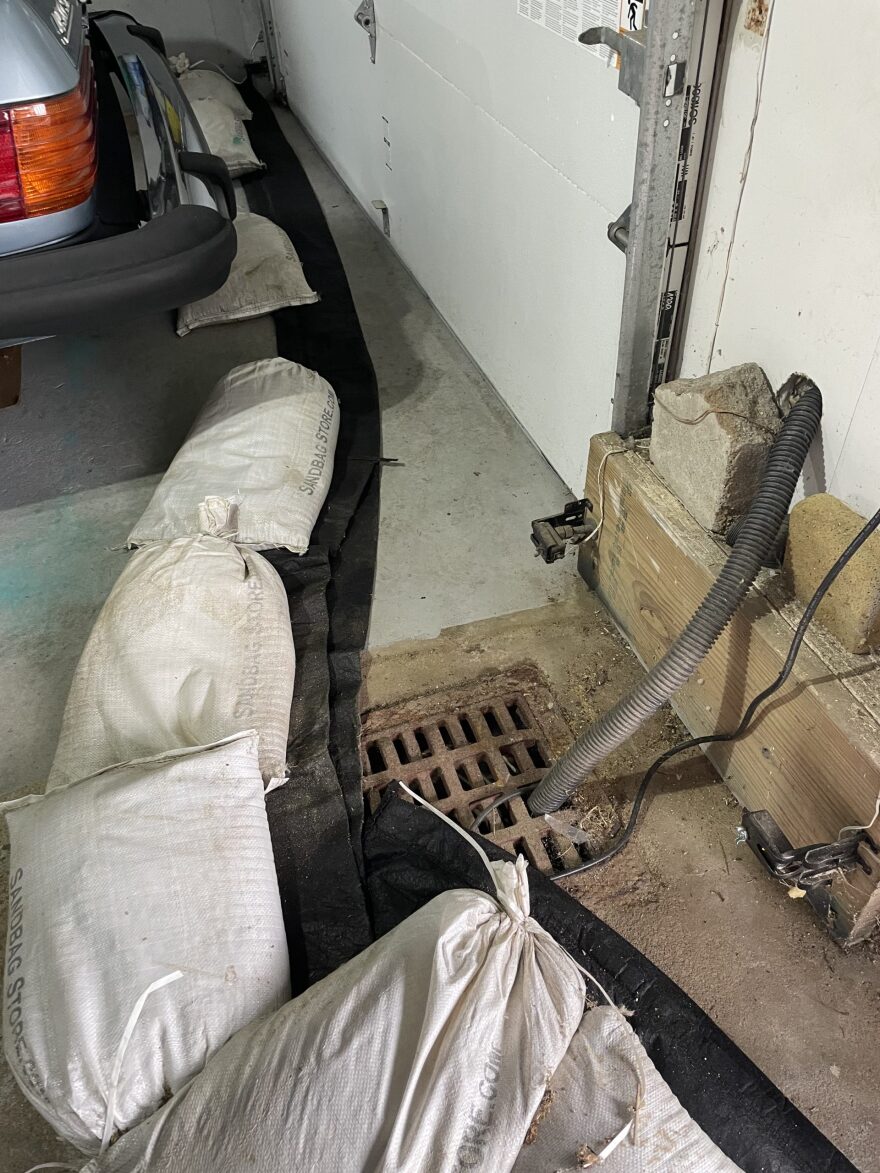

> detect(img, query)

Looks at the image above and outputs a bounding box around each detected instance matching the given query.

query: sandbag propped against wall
[47,536,295,792]
[3,733,290,1155]
[83,857,585,1172]
[189,96,263,177]
[177,212,319,336]
[128,358,339,555]
[179,68,252,120]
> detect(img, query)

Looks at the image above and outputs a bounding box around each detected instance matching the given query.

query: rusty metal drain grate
[361,674,616,876]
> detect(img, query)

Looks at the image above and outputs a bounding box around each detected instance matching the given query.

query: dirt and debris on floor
[522,1086,554,1147]
[363,582,880,1173]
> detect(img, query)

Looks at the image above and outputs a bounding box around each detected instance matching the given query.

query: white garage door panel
[272,0,386,217]
[382,1,636,213]
[385,33,627,487]
[271,0,638,492]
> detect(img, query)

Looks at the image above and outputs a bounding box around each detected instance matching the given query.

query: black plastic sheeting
[238,87,855,1172]
[241,84,380,991]
[364,789,857,1173]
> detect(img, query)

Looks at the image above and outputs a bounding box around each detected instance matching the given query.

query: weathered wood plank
[580,433,880,941]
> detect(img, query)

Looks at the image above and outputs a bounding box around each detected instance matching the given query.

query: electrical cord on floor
[470,505,880,878]
[469,782,539,830]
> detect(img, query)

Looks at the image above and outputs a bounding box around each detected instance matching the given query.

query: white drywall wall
[681,0,880,517]
[270,1,639,493]
[121,0,263,67]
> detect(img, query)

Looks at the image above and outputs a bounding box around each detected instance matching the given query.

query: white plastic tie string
[100,970,184,1152]
[21,1165,80,1172]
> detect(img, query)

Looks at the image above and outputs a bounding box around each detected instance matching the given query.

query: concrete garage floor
[0,104,877,1170]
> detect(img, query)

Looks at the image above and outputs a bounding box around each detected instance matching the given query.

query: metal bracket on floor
[354,0,377,64]
[530,499,596,564]
[740,809,867,889]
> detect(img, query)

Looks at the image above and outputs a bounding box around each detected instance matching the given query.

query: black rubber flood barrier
[239,84,856,1173]
[240,82,381,989]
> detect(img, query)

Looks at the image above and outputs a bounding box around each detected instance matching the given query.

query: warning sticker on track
[619,0,645,32]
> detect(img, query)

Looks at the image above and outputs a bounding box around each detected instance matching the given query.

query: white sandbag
[513,1006,741,1171]
[177,212,319,336]
[189,96,263,177]
[128,358,339,554]
[179,67,252,119]
[3,733,290,1155]
[84,853,585,1172]
[47,536,294,792]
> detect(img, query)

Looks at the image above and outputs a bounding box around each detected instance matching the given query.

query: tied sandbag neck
[528,377,823,815]
[197,495,241,539]
[396,782,645,1145]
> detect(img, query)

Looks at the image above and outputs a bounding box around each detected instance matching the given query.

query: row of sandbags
[1,79,347,1156]
[177,65,320,337]
[178,66,263,179]
[3,357,339,1155]
[71,814,739,1173]
[53,357,339,792]
[0,361,740,1171]
[5,77,743,1167]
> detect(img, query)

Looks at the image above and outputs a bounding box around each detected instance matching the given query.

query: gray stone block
[649,363,781,535]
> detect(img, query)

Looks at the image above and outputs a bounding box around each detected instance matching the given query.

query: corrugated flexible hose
[528,377,823,815]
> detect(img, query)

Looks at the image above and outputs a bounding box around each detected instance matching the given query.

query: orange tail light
[1,49,97,223]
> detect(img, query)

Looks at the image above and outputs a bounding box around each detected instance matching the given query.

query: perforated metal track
[361,673,617,875]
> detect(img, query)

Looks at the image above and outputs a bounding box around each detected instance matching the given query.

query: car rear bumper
[0,10,238,342]
[0,205,236,339]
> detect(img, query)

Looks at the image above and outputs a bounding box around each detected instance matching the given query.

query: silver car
[0,1,237,354]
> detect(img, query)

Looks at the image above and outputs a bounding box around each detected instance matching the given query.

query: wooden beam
[580,433,880,943]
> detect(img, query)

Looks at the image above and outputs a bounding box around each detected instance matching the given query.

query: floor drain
[361,671,618,876]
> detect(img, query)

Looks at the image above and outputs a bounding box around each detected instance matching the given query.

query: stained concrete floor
[0,103,878,1171]
[267,107,585,647]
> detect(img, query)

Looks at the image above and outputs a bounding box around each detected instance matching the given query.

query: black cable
[469,783,538,832]
[470,506,880,876]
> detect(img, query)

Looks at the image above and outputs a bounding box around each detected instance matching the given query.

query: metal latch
[579,26,646,105]
[354,0,377,64]
[531,499,596,564]
[740,809,867,888]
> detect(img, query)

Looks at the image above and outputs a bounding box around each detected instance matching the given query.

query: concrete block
[649,363,781,534]
[785,493,880,654]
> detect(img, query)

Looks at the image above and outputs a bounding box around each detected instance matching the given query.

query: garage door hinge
[354,0,377,64]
